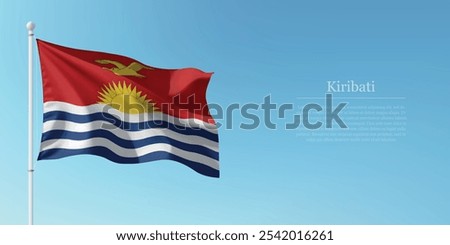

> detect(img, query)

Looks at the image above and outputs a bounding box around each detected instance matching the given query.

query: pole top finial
[26,21,35,32]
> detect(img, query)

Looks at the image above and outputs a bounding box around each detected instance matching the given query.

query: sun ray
[98,81,158,114]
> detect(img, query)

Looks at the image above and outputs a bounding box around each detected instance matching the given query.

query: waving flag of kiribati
[37,40,219,177]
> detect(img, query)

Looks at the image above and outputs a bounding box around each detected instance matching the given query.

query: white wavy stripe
[42,120,218,151]
[43,101,218,134]
[40,138,219,170]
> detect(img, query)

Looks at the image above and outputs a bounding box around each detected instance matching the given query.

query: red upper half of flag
[37,39,215,124]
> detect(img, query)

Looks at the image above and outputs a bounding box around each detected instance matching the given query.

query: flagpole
[26,21,35,225]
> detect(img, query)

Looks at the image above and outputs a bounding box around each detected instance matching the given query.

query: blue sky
[1,0,449,224]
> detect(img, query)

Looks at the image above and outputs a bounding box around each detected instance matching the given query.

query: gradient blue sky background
[1,0,449,224]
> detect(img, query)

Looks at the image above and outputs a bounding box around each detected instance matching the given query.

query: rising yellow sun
[98,81,158,114]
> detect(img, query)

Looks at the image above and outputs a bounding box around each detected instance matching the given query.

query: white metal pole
[26,21,35,226]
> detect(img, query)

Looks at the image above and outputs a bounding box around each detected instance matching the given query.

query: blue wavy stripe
[41,129,219,161]
[38,147,220,178]
[43,111,218,142]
